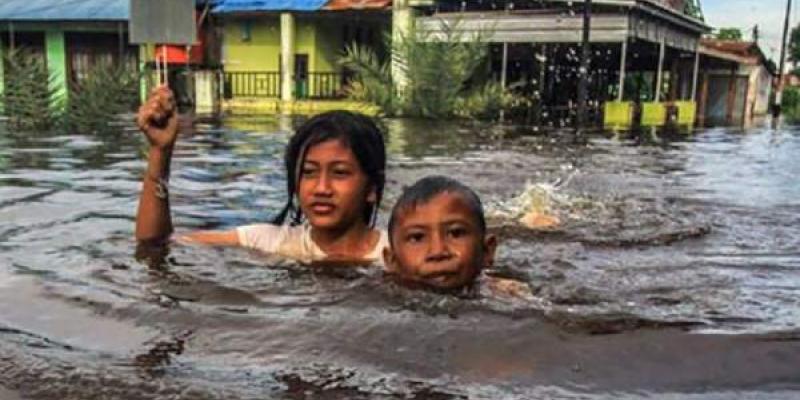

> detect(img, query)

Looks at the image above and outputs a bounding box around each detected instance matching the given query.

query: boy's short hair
[388,176,486,241]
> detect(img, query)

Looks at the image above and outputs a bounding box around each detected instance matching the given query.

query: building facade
[212,0,390,105]
[0,0,138,106]
[698,39,776,126]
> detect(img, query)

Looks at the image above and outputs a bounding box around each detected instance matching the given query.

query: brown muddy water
[1,117,799,399]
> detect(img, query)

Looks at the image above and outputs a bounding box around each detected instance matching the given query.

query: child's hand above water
[137,86,178,150]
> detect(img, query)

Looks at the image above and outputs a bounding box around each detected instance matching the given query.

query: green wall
[45,29,68,104]
[0,22,131,108]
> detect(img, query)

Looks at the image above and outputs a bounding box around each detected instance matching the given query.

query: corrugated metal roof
[0,0,129,21]
[212,0,328,13]
[324,0,390,10]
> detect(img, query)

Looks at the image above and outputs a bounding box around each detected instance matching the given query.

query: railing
[223,71,347,100]
[295,72,346,100]
[223,71,281,99]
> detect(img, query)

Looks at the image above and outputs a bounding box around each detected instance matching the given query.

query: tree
[684,0,704,20]
[716,28,743,41]
[340,21,511,120]
[788,24,800,69]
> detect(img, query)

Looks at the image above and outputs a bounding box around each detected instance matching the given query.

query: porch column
[501,43,509,88]
[535,44,548,125]
[654,38,665,102]
[280,12,296,102]
[617,39,627,101]
[0,40,5,101]
[691,49,700,101]
[392,0,412,92]
[726,66,737,124]
[45,29,68,105]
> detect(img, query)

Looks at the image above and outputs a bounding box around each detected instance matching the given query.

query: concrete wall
[0,22,134,106]
[222,16,281,71]
[750,66,772,116]
[221,15,346,74]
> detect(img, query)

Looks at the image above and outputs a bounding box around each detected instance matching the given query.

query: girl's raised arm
[135,87,244,248]
[135,86,179,243]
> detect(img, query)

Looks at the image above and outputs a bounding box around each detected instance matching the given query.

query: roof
[211,0,390,13]
[324,0,390,10]
[700,39,776,75]
[212,0,328,12]
[0,0,129,21]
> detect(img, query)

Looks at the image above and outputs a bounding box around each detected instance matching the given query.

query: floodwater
[1,116,799,399]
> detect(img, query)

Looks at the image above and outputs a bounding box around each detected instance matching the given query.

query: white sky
[702,0,791,62]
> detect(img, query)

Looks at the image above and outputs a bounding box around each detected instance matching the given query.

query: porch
[213,2,390,105]
[413,0,710,127]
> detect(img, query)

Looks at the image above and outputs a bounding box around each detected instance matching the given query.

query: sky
[703,0,791,62]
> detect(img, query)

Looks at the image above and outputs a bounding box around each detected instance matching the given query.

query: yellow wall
[223,16,281,72]
[222,14,371,74]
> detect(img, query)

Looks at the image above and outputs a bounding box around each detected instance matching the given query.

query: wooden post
[773,0,792,117]
[691,49,700,101]
[618,39,627,101]
[501,42,509,89]
[726,67,737,124]
[536,44,547,125]
[655,38,665,102]
[577,0,592,128]
[697,72,709,126]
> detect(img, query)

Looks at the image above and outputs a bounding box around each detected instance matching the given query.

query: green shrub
[340,20,514,120]
[782,86,800,110]
[64,64,140,134]
[2,48,61,131]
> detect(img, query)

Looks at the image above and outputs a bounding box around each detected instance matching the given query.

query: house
[0,0,138,104]
[697,39,776,126]
[211,0,391,111]
[408,0,710,127]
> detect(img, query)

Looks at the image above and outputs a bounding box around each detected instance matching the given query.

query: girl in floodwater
[135,87,388,265]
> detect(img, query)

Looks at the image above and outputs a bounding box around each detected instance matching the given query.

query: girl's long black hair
[272,110,386,227]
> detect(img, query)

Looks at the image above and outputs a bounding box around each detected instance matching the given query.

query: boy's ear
[482,234,498,269]
[383,246,397,273]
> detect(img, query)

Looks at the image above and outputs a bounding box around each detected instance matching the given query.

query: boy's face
[384,192,497,290]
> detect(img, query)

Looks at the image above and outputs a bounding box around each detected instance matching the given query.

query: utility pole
[576,0,592,129]
[774,0,792,118]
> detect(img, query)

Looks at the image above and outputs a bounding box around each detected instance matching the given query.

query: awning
[0,0,128,21]
[212,0,390,13]
[324,0,390,10]
[212,0,328,13]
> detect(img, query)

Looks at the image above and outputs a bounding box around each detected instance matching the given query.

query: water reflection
[1,118,800,399]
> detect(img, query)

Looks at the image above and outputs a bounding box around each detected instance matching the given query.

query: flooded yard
[1,117,799,399]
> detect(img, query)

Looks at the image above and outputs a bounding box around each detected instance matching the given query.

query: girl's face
[297,139,375,231]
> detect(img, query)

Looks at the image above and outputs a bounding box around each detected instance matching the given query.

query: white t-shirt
[236,224,389,266]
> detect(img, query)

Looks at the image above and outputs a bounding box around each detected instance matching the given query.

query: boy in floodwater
[383,176,532,297]
[135,87,388,265]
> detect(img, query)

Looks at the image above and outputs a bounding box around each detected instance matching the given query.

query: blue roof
[212,0,328,13]
[0,0,129,21]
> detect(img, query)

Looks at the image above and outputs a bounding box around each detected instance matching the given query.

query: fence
[295,72,345,99]
[223,71,282,99]
[223,71,347,100]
